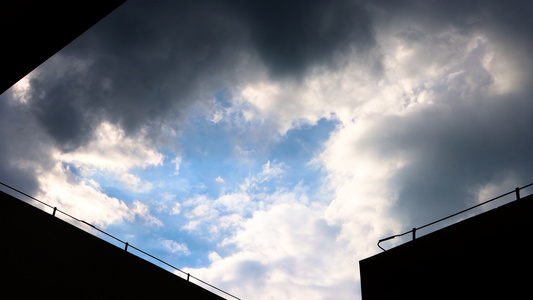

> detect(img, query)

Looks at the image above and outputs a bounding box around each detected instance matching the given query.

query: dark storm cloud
[24,0,377,152]
[237,0,375,78]
[373,0,533,45]
[26,0,248,150]
[28,75,98,151]
[0,94,52,195]
[357,0,533,229]
[396,1,533,225]
[382,92,533,227]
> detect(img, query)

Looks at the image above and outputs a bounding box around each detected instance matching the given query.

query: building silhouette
[1,1,126,95]
[1,190,227,299]
[359,190,533,299]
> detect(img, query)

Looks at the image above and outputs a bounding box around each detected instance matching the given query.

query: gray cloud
[0,93,52,195]
[371,0,533,227]
[22,0,377,152]
[237,0,376,78]
[26,0,249,151]
[384,92,533,227]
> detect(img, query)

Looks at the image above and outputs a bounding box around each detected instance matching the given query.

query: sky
[2,0,533,299]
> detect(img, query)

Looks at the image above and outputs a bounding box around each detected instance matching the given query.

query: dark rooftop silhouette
[359,185,533,300]
[0,1,126,95]
[1,188,233,299]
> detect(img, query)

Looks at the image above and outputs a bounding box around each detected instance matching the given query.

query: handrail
[0,181,240,300]
[377,182,533,251]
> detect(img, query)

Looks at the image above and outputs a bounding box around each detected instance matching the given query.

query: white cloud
[238,77,332,135]
[474,174,521,212]
[58,122,163,171]
[161,239,190,256]
[181,194,247,236]
[178,161,313,245]
[11,75,32,104]
[34,160,163,230]
[319,120,403,255]
[210,110,224,124]
[240,161,285,192]
[181,195,219,232]
[130,200,164,227]
[56,121,163,192]
[191,203,213,218]
[208,251,222,262]
[171,202,182,215]
[171,156,182,175]
[36,162,131,228]
[119,172,154,193]
[184,202,357,300]
[216,193,251,215]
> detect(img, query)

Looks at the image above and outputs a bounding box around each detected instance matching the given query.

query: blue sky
[124,109,326,251]
[70,90,339,271]
[2,1,533,299]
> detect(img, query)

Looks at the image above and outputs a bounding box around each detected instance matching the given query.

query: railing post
[52,207,57,216]
[187,273,190,281]
[412,228,416,240]
[515,187,521,200]
[125,242,129,252]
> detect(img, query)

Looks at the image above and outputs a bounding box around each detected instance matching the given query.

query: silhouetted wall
[0,191,224,299]
[359,194,533,300]
[1,1,126,94]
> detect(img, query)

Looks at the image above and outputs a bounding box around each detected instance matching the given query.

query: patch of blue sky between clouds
[80,93,340,270]
[159,116,338,265]
[268,117,339,193]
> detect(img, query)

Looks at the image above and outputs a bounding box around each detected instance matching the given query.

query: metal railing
[0,181,241,300]
[377,182,533,251]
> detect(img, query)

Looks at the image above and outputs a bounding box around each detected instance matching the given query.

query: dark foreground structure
[0,1,126,95]
[0,191,224,299]
[359,192,533,299]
